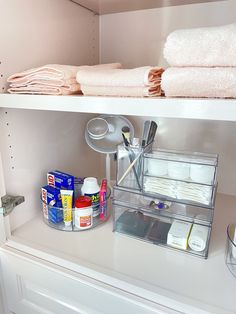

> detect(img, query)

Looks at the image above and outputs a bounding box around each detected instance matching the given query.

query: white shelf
[72,0,223,15]
[5,193,236,314]
[1,93,236,121]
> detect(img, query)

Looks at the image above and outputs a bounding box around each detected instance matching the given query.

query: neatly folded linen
[9,77,78,88]
[80,84,161,97]
[8,83,82,95]
[76,66,163,87]
[164,23,236,67]
[7,63,122,95]
[161,67,236,98]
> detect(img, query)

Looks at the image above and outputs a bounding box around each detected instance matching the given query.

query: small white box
[167,220,192,250]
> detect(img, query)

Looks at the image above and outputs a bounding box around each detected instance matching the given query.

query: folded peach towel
[80,85,159,97]
[161,67,236,98]
[164,23,236,67]
[7,83,82,96]
[76,66,164,97]
[7,63,122,95]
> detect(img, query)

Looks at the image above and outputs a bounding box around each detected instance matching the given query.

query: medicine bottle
[81,177,100,217]
[74,196,93,230]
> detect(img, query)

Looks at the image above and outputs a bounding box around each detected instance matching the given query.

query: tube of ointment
[99,179,107,221]
[61,190,73,227]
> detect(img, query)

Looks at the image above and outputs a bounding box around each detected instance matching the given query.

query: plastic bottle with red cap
[74,196,93,230]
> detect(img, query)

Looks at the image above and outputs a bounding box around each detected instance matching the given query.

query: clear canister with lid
[81,177,100,217]
[74,196,93,230]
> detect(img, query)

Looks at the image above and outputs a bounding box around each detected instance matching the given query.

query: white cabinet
[0,249,176,314]
[1,1,236,314]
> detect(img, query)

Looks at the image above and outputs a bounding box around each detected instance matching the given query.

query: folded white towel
[164,23,236,67]
[7,63,122,95]
[161,67,236,98]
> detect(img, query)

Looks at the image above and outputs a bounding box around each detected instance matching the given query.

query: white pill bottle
[81,177,100,217]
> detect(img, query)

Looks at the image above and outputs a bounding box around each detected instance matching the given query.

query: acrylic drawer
[143,149,218,208]
[113,185,213,226]
[112,202,211,258]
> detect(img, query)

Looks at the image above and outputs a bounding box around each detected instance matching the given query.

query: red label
[47,174,55,186]
[80,215,92,227]
[42,188,48,217]
[42,188,47,203]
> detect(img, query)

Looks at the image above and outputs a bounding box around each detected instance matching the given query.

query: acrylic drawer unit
[113,147,218,258]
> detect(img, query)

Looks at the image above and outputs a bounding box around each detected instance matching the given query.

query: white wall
[0,0,101,230]
[0,0,99,90]
[100,0,235,68]
[100,0,236,195]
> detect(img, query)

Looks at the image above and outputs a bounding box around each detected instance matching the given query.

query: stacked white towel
[7,63,122,95]
[76,66,164,97]
[161,23,236,98]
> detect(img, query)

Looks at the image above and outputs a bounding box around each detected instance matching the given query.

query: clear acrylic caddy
[116,143,152,191]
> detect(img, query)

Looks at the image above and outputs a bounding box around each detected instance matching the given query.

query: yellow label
[61,190,73,223]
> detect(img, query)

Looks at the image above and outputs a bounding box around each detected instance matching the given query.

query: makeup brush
[122,126,131,146]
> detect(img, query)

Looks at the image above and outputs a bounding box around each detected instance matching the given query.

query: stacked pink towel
[161,23,236,98]
[7,63,122,95]
[76,66,164,97]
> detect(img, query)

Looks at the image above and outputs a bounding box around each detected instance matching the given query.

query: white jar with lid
[81,177,100,217]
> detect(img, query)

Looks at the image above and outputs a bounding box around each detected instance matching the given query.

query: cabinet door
[0,249,178,314]
[0,151,6,244]
[0,249,179,314]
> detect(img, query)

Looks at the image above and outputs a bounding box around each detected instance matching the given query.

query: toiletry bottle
[81,177,100,217]
[74,196,93,230]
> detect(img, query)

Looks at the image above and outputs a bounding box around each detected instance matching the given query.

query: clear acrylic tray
[41,196,110,232]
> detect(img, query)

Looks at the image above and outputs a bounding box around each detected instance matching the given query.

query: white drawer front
[0,251,176,314]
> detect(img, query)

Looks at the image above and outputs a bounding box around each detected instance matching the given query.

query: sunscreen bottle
[81,177,100,217]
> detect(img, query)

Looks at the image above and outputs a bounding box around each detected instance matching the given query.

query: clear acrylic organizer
[116,143,152,190]
[143,149,218,208]
[226,223,236,277]
[113,147,218,258]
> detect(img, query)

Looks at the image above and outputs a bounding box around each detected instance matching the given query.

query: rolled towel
[76,66,164,97]
[161,67,236,98]
[7,63,122,95]
[164,23,236,67]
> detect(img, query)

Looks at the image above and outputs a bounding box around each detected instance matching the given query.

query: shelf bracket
[0,194,25,216]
